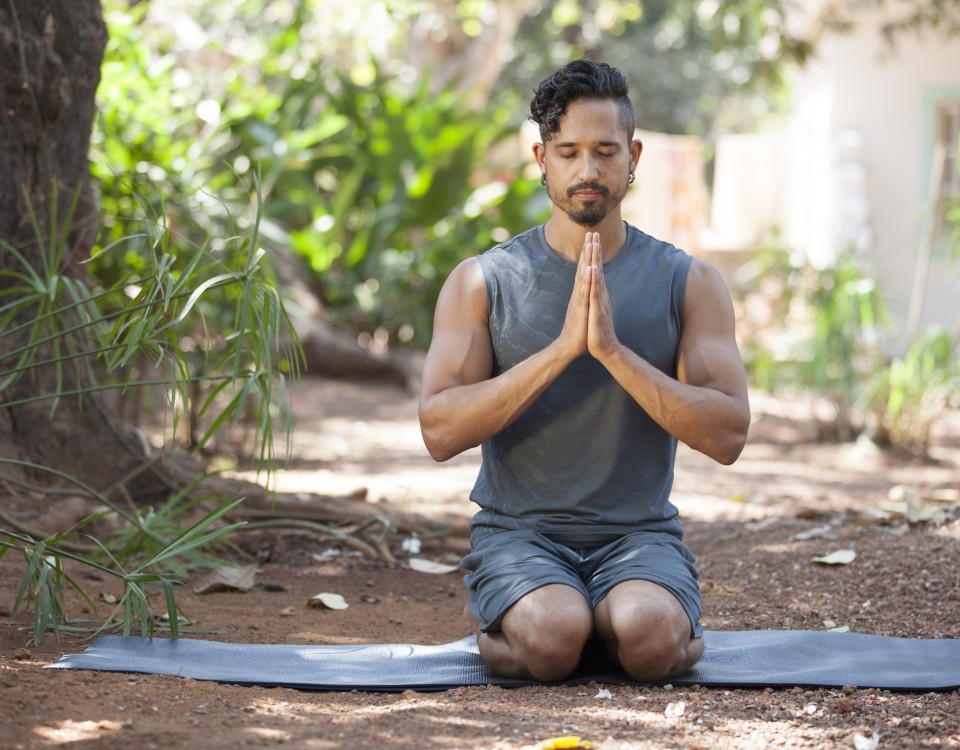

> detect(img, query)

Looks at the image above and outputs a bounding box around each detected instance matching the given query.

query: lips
[568,182,608,200]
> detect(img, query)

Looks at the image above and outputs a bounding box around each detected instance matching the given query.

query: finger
[579,233,592,265]
[577,234,595,295]
[587,234,602,292]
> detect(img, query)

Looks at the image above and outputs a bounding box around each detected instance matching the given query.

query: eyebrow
[552,140,622,149]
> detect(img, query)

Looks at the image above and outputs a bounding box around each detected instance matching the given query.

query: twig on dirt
[369,517,397,566]
[232,518,384,561]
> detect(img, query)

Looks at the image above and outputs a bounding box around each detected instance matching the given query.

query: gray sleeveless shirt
[470,223,693,546]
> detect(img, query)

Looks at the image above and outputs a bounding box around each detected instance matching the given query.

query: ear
[629,139,643,172]
[532,142,546,173]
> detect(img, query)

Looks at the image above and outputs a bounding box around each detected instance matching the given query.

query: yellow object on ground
[537,737,593,750]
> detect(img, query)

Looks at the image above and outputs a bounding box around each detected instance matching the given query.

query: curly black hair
[529,59,635,142]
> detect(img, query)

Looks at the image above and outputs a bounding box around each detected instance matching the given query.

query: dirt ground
[2,378,959,750]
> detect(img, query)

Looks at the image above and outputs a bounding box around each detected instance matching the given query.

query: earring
[628,172,635,184]
[540,173,547,186]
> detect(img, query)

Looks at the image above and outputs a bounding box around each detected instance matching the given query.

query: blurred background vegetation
[89,0,958,447]
[90,0,813,352]
[2,0,957,639]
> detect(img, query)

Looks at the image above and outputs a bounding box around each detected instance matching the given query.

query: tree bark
[0,0,124,489]
[0,1,435,543]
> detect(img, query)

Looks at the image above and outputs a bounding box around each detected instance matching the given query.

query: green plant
[269,65,547,348]
[91,2,548,353]
[864,327,960,454]
[0,179,302,642]
[741,245,892,441]
[0,470,244,643]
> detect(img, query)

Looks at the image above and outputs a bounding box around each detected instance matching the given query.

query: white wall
[784,13,960,353]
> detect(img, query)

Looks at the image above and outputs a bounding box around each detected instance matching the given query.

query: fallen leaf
[536,737,593,750]
[408,558,459,575]
[279,607,296,617]
[308,592,349,610]
[791,525,832,542]
[883,486,949,526]
[192,563,258,594]
[746,517,778,532]
[313,549,342,561]
[594,688,613,699]
[812,549,856,565]
[665,701,686,717]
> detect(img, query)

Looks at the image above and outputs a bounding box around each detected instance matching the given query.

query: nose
[577,154,600,181]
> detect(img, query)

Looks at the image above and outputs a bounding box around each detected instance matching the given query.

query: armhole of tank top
[476,253,495,319]
[672,253,693,328]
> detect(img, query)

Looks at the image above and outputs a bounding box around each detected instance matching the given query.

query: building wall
[784,14,960,353]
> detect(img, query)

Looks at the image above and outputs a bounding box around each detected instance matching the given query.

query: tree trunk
[0,0,127,490]
[405,0,534,105]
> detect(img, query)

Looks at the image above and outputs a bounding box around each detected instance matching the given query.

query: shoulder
[682,257,735,322]
[447,256,485,289]
[436,257,488,321]
[686,257,727,294]
[442,256,486,299]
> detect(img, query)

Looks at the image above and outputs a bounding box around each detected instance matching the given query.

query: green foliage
[741,241,960,451]
[0,176,300,641]
[864,327,960,453]
[741,245,893,440]
[0,473,244,642]
[91,1,547,352]
[500,0,809,138]
[255,67,547,347]
[834,0,960,46]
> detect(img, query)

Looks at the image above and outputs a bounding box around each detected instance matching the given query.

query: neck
[544,212,628,262]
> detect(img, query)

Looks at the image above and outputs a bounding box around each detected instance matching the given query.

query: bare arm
[419,247,592,462]
[588,248,750,465]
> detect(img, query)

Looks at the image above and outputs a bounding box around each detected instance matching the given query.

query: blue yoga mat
[47,630,960,692]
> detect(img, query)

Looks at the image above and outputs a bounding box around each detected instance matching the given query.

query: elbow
[418,411,459,463]
[712,398,750,465]
[715,439,745,466]
[423,435,457,463]
[713,424,749,465]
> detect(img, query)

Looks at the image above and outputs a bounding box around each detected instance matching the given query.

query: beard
[546,178,628,227]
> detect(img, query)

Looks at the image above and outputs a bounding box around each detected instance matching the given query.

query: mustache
[567,182,609,197]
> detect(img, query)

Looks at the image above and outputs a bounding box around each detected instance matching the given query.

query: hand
[556,233,594,360]
[586,233,620,360]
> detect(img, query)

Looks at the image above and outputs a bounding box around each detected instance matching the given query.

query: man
[418,59,750,683]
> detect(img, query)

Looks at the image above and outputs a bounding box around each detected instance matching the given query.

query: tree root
[1,436,468,567]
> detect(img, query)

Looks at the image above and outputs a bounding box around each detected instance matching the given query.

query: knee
[515,610,592,682]
[617,626,701,682]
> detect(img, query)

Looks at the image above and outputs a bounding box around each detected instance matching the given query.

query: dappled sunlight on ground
[2,377,958,750]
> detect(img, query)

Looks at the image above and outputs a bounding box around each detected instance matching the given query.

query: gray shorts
[461,528,703,638]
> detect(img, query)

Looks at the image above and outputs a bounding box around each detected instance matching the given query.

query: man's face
[537,98,638,227]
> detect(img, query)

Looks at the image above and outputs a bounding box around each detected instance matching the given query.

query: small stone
[836,697,856,712]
